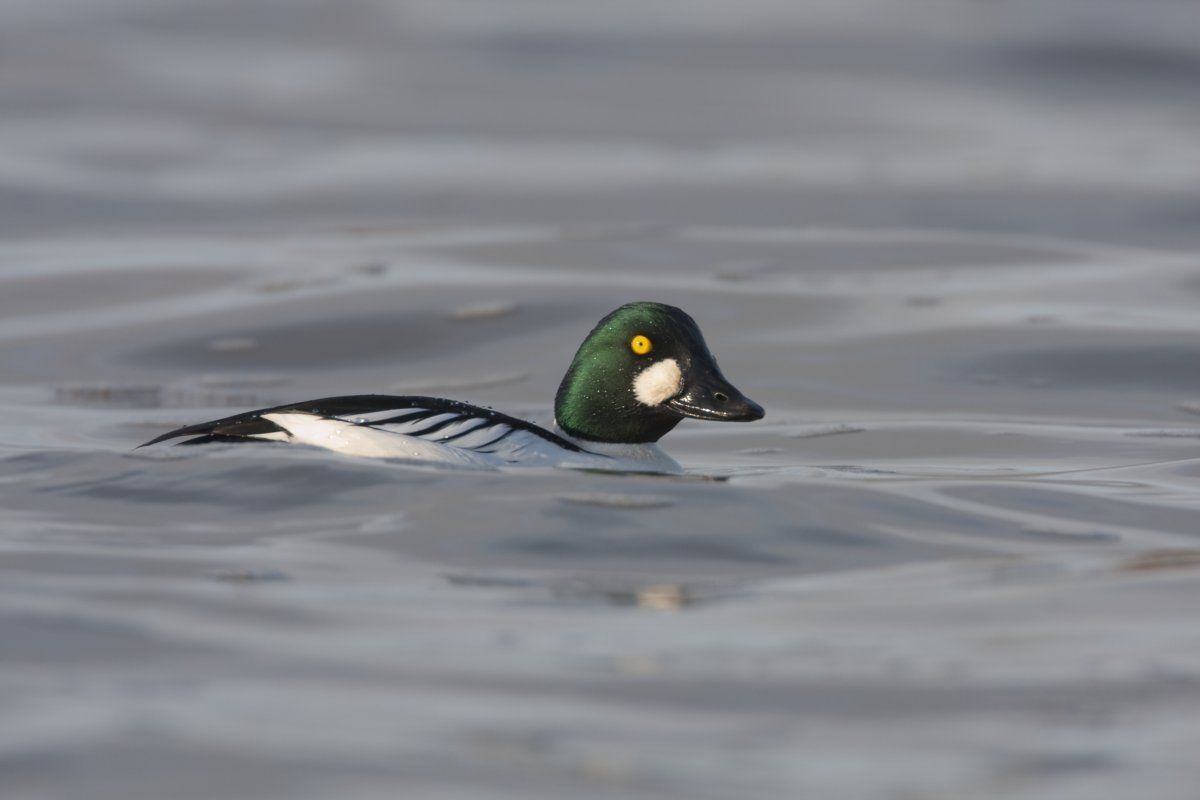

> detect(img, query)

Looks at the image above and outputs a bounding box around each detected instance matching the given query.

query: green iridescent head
[554,302,764,444]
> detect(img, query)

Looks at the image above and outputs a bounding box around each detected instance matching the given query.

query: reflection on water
[4,1,1200,799]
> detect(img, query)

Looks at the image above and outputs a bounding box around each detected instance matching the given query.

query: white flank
[632,358,682,407]
[570,439,684,474]
[261,413,495,466]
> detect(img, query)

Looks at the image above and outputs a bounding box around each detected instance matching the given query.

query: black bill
[666,364,764,422]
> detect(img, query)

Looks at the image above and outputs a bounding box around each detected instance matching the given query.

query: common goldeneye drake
[138,302,764,473]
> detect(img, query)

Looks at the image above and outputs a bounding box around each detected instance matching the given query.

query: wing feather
[138,395,589,458]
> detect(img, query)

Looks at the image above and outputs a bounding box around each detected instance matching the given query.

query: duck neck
[554,364,681,444]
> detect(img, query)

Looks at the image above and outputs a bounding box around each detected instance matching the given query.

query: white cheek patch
[633,358,683,407]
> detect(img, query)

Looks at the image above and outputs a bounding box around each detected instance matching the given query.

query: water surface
[4,2,1200,799]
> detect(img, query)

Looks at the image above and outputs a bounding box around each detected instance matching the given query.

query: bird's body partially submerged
[139,302,764,473]
[141,394,683,472]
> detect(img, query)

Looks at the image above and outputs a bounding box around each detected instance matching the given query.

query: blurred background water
[3,1,1200,799]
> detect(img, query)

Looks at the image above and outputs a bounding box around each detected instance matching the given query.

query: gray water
[4,2,1200,799]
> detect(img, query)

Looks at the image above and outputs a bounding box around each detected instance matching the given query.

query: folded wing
[138,394,590,462]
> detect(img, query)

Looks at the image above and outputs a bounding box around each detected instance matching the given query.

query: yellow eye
[630,334,652,355]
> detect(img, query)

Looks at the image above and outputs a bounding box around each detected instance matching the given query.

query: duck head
[554,302,764,444]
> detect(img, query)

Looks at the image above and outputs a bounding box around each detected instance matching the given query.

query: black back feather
[138,395,586,454]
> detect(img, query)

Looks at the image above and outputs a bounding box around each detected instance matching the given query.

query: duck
[138,301,764,473]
